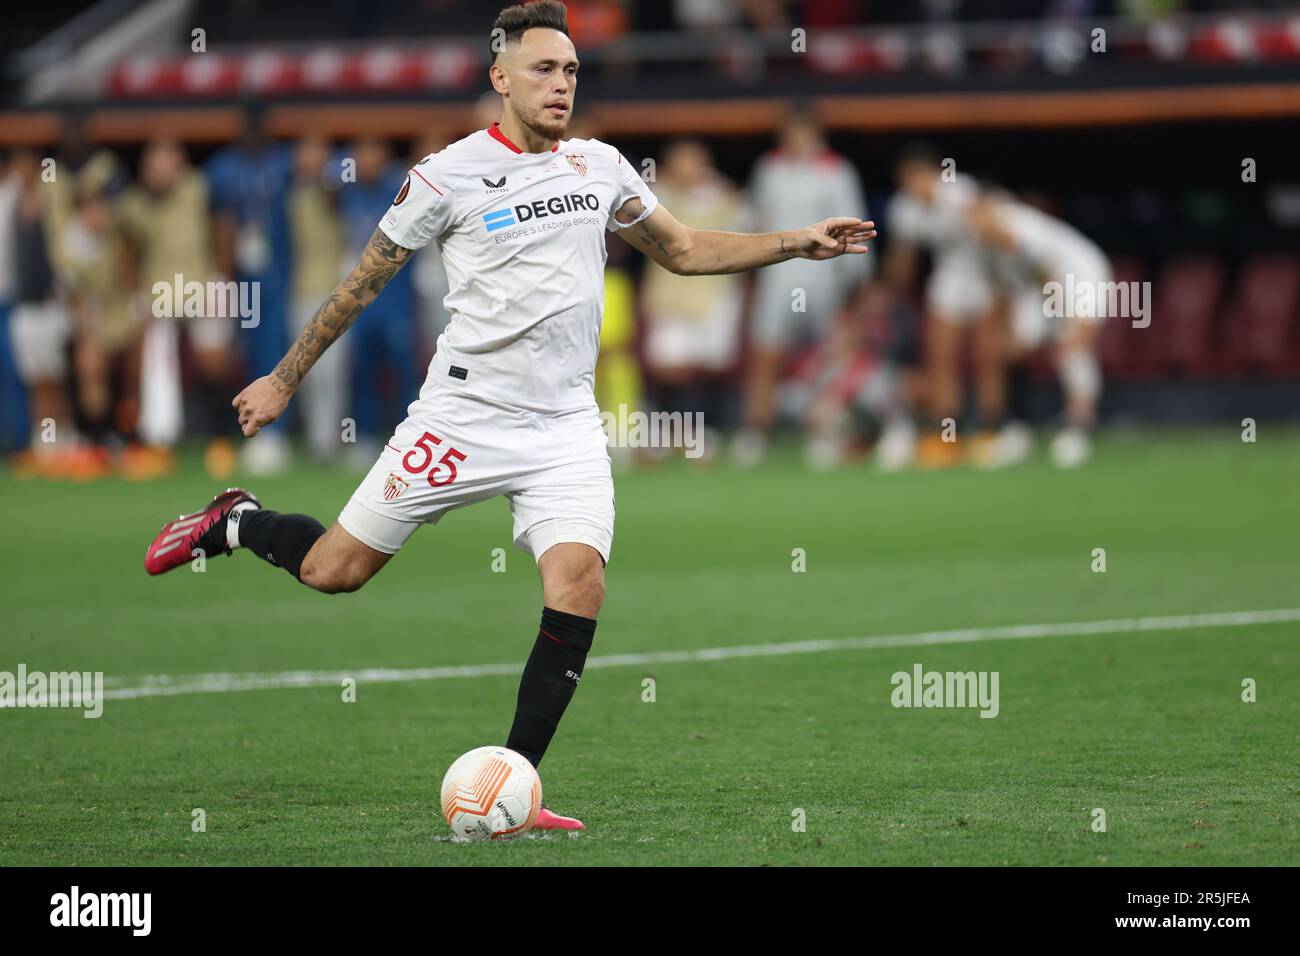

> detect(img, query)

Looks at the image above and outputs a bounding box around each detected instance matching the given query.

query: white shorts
[10,301,72,382]
[751,264,841,348]
[927,248,996,326]
[188,313,237,352]
[338,385,615,564]
[1010,254,1113,349]
[644,296,742,371]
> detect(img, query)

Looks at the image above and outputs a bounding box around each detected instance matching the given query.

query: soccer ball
[440,746,541,840]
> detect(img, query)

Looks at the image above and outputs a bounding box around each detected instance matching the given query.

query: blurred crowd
[195,0,1265,43]
[0,109,461,479]
[0,99,1134,480]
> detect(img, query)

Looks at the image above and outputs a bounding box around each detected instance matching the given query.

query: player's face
[898,161,938,204]
[500,28,579,141]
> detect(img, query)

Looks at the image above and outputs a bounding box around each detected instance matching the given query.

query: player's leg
[916,309,963,468]
[504,538,606,833]
[259,517,392,593]
[735,343,783,466]
[734,279,791,467]
[918,252,996,467]
[144,485,394,593]
[971,305,1007,433]
[11,301,73,469]
[1046,254,1109,469]
[974,290,1039,470]
[508,542,604,757]
[503,422,615,831]
[505,536,607,769]
[1050,318,1103,469]
[145,398,449,585]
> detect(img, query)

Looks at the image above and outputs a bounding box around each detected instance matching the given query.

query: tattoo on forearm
[634,222,672,259]
[272,228,411,392]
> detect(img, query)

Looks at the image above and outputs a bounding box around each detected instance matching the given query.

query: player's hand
[232,375,292,437]
[793,217,877,260]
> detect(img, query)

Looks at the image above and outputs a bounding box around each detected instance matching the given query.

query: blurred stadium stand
[1,0,1298,468]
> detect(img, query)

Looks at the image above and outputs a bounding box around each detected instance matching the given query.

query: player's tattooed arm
[616,202,876,276]
[272,228,413,393]
[233,228,412,437]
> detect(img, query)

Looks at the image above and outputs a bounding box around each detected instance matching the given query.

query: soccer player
[885,145,1004,468]
[968,193,1111,468]
[144,1,875,830]
[734,105,869,468]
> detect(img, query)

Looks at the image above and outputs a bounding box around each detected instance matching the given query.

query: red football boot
[145,488,260,575]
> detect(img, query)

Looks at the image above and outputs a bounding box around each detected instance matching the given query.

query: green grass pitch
[1,429,1296,866]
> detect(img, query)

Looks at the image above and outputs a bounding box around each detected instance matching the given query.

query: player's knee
[552,562,604,617]
[582,567,605,612]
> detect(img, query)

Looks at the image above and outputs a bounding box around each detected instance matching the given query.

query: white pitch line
[94,607,1300,702]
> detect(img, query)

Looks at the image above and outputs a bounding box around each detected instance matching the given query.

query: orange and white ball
[440,746,541,840]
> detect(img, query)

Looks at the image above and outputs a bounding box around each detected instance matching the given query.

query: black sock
[506,607,597,768]
[234,508,325,582]
[1008,363,1032,423]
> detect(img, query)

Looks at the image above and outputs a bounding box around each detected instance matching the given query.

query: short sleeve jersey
[888,175,981,254]
[379,124,659,412]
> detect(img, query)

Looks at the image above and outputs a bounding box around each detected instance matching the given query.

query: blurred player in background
[336,134,417,471]
[208,107,295,476]
[144,1,875,830]
[118,138,228,478]
[734,104,870,468]
[0,150,24,453]
[7,147,73,473]
[287,134,349,464]
[782,279,920,471]
[886,144,1005,469]
[971,193,1112,469]
[641,139,748,463]
[60,160,138,470]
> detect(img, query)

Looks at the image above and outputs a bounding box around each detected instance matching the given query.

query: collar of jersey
[488,122,559,155]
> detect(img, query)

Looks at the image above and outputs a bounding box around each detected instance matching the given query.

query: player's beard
[515,101,569,143]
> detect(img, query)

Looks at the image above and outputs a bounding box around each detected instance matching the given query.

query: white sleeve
[834,162,873,285]
[747,158,778,229]
[888,193,926,245]
[605,149,659,232]
[379,157,454,250]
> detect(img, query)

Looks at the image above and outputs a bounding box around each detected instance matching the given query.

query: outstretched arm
[232,227,413,436]
[614,200,875,276]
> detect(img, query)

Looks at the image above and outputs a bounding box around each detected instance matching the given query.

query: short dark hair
[894,141,939,173]
[491,1,570,63]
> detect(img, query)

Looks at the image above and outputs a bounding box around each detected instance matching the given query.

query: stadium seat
[1098,257,1161,381]
[1219,254,1300,379]
[1148,255,1225,379]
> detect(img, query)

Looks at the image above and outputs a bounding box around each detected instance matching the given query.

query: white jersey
[380,124,659,412]
[888,176,982,253]
[889,177,995,323]
[997,200,1109,282]
[749,148,871,308]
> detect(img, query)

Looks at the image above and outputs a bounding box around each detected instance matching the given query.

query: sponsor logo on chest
[482,191,602,232]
